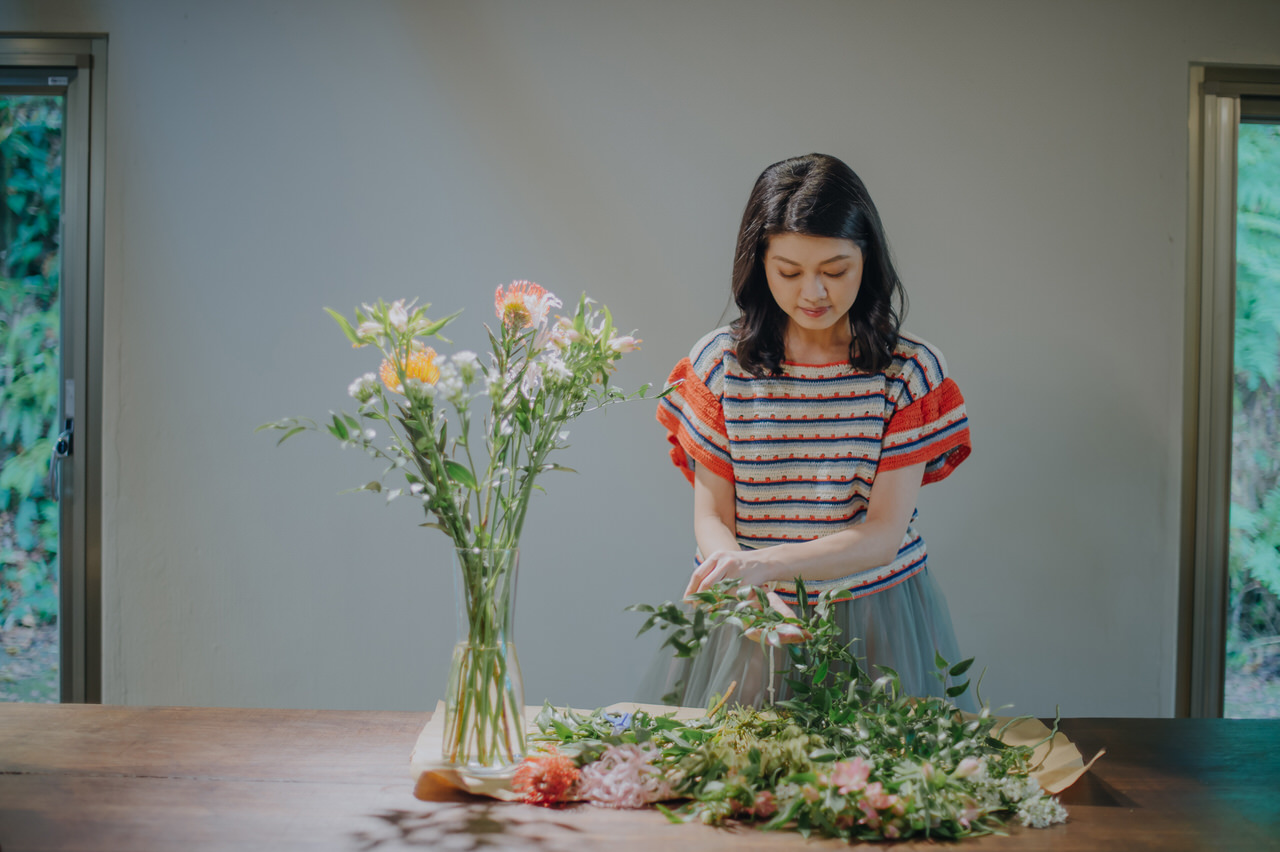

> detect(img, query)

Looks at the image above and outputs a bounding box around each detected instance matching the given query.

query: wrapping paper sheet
[410,701,1102,802]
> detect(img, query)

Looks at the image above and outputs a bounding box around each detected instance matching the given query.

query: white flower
[387,299,409,333]
[451,351,482,384]
[347,372,379,403]
[402,377,436,400]
[1017,795,1068,828]
[356,320,382,339]
[409,482,424,496]
[521,361,544,399]
[434,361,465,403]
[363,428,376,440]
[539,351,572,383]
[525,290,562,329]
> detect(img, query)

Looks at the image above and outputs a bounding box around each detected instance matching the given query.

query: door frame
[1181,64,1280,717]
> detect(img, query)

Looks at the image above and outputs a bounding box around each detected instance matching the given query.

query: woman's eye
[778,271,801,279]
[824,270,847,278]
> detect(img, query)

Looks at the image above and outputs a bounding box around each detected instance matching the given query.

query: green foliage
[1,95,63,628]
[1231,123,1280,671]
[529,584,1067,840]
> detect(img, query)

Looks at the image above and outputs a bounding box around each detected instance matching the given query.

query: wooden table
[0,705,1277,851]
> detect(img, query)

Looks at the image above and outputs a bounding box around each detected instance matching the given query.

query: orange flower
[494,280,559,331]
[511,750,579,806]
[379,347,440,393]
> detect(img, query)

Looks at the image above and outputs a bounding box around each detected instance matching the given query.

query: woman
[644,153,972,709]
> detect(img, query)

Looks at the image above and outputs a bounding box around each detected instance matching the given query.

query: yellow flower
[379,348,440,393]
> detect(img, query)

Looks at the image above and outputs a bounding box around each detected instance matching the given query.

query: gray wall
[4,0,1278,716]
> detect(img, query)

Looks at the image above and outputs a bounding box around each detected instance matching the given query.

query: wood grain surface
[0,704,1277,851]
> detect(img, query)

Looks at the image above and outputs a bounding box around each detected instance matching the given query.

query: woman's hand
[684,548,780,598]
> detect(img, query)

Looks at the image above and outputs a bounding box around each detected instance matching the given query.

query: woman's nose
[805,275,827,299]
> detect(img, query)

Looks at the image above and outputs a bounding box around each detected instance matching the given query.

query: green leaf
[419,308,463,339]
[275,426,305,446]
[443,459,479,490]
[946,681,971,698]
[323,307,361,345]
[949,657,975,678]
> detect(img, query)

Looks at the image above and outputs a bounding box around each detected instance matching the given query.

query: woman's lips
[800,307,828,318]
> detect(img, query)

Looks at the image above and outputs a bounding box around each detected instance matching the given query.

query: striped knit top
[656,326,971,604]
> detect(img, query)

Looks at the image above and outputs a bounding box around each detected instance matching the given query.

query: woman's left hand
[684,548,780,598]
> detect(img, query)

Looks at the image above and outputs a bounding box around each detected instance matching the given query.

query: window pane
[0,94,62,703]
[1227,121,1280,718]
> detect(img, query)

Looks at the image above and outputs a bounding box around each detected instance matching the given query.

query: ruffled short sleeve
[655,329,734,485]
[880,337,971,485]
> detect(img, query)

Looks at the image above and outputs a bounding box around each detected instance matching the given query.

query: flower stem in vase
[442,547,525,773]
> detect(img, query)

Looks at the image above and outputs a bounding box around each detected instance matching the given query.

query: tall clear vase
[441,546,526,774]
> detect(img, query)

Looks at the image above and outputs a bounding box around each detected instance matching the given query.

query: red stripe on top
[657,405,734,486]
[879,378,971,483]
[657,359,733,487]
[883,377,964,438]
[668,358,727,440]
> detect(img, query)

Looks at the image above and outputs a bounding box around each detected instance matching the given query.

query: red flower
[512,750,580,806]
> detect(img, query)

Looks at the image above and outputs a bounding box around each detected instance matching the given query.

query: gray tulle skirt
[636,568,977,713]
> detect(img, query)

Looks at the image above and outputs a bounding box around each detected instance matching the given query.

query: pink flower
[608,333,641,353]
[829,757,870,795]
[958,801,982,829]
[862,782,896,810]
[752,790,777,818]
[954,757,981,779]
[883,823,901,839]
[551,316,581,348]
[577,744,672,809]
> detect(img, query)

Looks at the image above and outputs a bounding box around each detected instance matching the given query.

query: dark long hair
[730,153,907,376]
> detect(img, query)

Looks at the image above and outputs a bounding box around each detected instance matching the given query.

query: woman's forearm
[756,461,927,585]
[761,522,904,583]
[694,513,741,558]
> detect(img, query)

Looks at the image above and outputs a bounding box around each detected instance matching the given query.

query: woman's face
[763,232,864,340]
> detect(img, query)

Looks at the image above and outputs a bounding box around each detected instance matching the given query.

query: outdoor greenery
[0,95,61,630]
[1229,122,1280,707]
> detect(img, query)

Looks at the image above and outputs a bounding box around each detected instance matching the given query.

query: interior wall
[3,0,1278,716]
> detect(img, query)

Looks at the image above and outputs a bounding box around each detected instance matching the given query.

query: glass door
[0,39,105,704]
[0,87,65,702]
[1187,66,1280,718]
[1226,118,1280,717]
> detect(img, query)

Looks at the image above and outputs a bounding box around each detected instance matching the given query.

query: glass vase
[441,546,526,774]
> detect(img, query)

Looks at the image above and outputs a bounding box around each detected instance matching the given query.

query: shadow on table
[1057,771,1139,809]
[353,804,584,851]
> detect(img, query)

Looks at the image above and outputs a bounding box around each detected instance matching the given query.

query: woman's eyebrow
[771,254,852,266]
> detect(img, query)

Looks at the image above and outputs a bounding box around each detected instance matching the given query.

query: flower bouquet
[493,580,1091,841]
[261,281,656,773]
